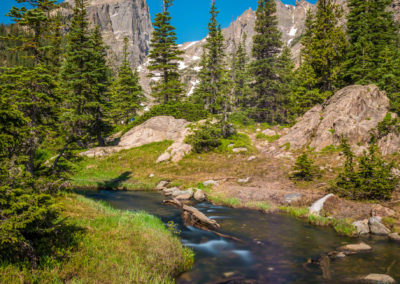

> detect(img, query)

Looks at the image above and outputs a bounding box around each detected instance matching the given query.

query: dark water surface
[82,190,400,284]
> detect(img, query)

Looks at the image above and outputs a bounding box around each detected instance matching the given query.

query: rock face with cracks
[278,85,399,154]
[80,116,192,162]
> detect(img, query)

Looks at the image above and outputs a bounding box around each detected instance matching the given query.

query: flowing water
[82,190,400,283]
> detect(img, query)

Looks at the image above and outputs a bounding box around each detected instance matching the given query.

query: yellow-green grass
[0,194,194,284]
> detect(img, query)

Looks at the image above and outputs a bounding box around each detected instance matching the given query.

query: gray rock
[389,233,400,241]
[238,177,251,184]
[156,152,171,163]
[193,189,206,202]
[203,180,219,187]
[156,181,169,190]
[162,187,180,196]
[247,155,256,161]
[232,147,248,153]
[369,217,391,236]
[284,193,303,204]
[362,274,396,283]
[149,173,154,178]
[353,219,370,235]
[338,242,372,252]
[262,129,277,136]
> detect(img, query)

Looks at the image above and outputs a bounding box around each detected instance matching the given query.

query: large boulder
[80,116,192,162]
[278,85,392,152]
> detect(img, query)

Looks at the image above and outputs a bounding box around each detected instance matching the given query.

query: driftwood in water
[163,199,220,230]
[163,199,244,243]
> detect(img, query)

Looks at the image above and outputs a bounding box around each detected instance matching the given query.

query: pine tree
[231,34,252,109]
[250,0,283,123]
[344,0,398,87]
[2,0,61,175]
[109,37,145,125]
[148,0,184,104]
[61,0,111,148]
[193,0,230,114]
[301,1,347,92]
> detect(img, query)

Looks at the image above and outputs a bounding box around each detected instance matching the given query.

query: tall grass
[0,194,194,284]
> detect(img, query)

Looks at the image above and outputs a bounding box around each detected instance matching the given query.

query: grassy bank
[0,194,193,284]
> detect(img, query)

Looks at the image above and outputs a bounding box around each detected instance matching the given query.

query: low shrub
[331,137,398,200]
[132,102,209,127]
[290,152,319,181]
[186,123,224,153]
[228,111,255,127]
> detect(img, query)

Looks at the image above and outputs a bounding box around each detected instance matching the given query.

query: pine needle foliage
[148,0,184,104]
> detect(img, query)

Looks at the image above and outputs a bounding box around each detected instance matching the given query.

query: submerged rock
[369,217,391,236]
[362,274,396,283]
[388,233,400,241]
[353,219,370,235]
[338,242,372,253]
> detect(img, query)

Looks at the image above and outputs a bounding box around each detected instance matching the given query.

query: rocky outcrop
[62,0,152,69]
[278,85,398,154]
[80,116,192,162]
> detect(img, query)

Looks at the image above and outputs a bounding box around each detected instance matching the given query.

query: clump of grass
[255,133,281,143]
[208,194,241,207]
[279,206,309,218]
[246,201,272,212]
[218,133,255,154]
[0,194,194,283]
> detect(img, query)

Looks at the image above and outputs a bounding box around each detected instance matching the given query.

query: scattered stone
[338,242,372,253]
[352,219,370,235]
[149,173,155,178]
[247,155,256,161]
[309,194,335,216]
[156,152,171,163]
[175,192,193,200]
[238,177,251,184]
[162,187,180,196]
[256,128,261,132]
[388,233,400,241]
[262,129,277,136]
[369,217,391,236]
[284,193,303,204]
[362,274,396,283]
[228,144,235,148]
[370,204,395,217]
[232,147,248,153]
[193,189,206,202]
[156,180,169,190]
[203,180,219,187]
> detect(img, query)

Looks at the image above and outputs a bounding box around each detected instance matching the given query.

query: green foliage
[290,152,319,181]
[301,1,347,92]
[228,111,256,127]
[131,102,209,128]
[374,112,400,139]
[109,37,145,125]
[344,0,398,89]
[256,133,280,143]
[250,0,285,123]
[192,0,231,116]
[148,0,184,104]
[332,137,397,200]
[185,123,224,153]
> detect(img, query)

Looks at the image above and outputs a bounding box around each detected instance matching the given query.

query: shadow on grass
[97,171,132,190]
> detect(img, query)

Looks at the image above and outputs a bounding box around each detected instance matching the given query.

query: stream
[82,190,400,283]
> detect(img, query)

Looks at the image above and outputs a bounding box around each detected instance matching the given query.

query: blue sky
[0,0,317,43]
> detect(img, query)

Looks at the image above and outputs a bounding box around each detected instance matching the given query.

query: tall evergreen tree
[301,1,347,92]
[61,0,111,148]
[344,0,398,87]
[231,34,252,109]
[3,0,60,175]
[148,0,184,104]
[193,0,230,115]
[250,0,283,123]
[109,37,145,124]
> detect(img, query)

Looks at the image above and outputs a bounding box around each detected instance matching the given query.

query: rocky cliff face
[62,0,153,69]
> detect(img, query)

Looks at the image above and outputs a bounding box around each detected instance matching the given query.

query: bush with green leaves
[332,137,397,200]
[374,112,400,139]
[290,152,319,181]
[185,123,224,153]
[132,102,209,127]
